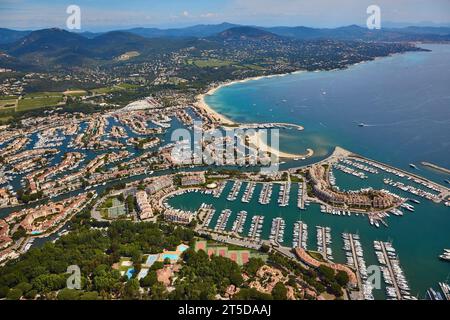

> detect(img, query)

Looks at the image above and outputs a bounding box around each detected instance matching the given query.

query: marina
[297,182,306,210]
[292,221,308,249]
[258,183,273,205]
[384,178,440,202]
[374,241,414,300]
[277,182,291,207]
[269,217,285,245]
[438,282,450,300]
[333,163,367,179]
[316,226,333,260]
[227,181,242,201]
[241,182,256,203]
[198,203,216,227]
[231,210,247,234]
[212,182,226,198]
[248,215,264,241]
[439,249,450,262]
[214,209,231,232]
[342,233,373,300]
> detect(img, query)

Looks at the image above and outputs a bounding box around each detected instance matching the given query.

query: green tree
[24,289,37,300]
[140,271,158,288]
[80,291,99,300]
[335,270,349,286]
[243,258,264,277]
[272,282,288,300]
[57,288,81,300]
[0,286,10,298]
[123,278,140,299]
[6,288,23,300]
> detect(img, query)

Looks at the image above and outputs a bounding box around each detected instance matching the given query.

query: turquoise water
[170,44,450,299]
[205,44,450,184]
[161,253,180,260]
[177,244,189,252]
[126,268,135,279]
[169,176,449,299]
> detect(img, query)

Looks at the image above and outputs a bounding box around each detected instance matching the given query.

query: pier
[258,183,272,205]
[248,215,264,240]
[343,233,372,299]
[197,204,215,227]
[292,221,307,249]
[297,182,306,210]
[374,241,412,300]
[269,217,285,245]
[379,241,402,300]
[214,209,231,232]
[316,226,332,260]
[278,182,290,207]
[241,182,256,203]
[227,181,242,201]
[231,210,247,234]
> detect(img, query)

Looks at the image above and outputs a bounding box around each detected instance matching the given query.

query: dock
[269,217,285,245]
[292,221,307,249]
[214,209,231,232]
[227,181,242,201]
[278,182,290,207]
[241,182,256,203]
[231,210,247,234]
[316,226,332,260]
[258,183,272,205]
[297,182,306,210]
[380,241,402,300]
[248,215,264,240]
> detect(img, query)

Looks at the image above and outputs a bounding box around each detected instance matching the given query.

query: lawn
[17,96,64,112]
[187,59,234,68]
[91,86,125,94]
[63,89,87,97]
[0,99,17,109]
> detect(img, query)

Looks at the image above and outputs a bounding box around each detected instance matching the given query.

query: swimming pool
[125,268,135,279]
[161,253,179,261]
[145,254,159,266]
[177,244,189,252]
[137,268,149,280]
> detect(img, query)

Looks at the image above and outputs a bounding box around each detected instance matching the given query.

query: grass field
[187,58,234,68]
[186,59,267,71]
[63,90,87,97]
[0,99,17,109]
[0,95,18,100]
[17,96,64,112]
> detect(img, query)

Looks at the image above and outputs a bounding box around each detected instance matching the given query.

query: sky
[1,0,450,31]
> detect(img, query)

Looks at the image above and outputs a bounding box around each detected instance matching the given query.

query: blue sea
[189,43,450,298]
[205,44,450,183]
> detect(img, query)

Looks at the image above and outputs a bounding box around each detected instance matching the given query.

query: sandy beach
[194,71,314,160]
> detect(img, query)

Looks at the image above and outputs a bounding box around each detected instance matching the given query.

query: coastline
[195,70,305,126]
[194,70,313,159]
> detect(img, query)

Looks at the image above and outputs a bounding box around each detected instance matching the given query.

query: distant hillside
[214,26,282,41]
[126,22,239,38]
[263,24,450,41]
[0,28,216,69]
[0,23,448,71]
[0,28,31,44]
